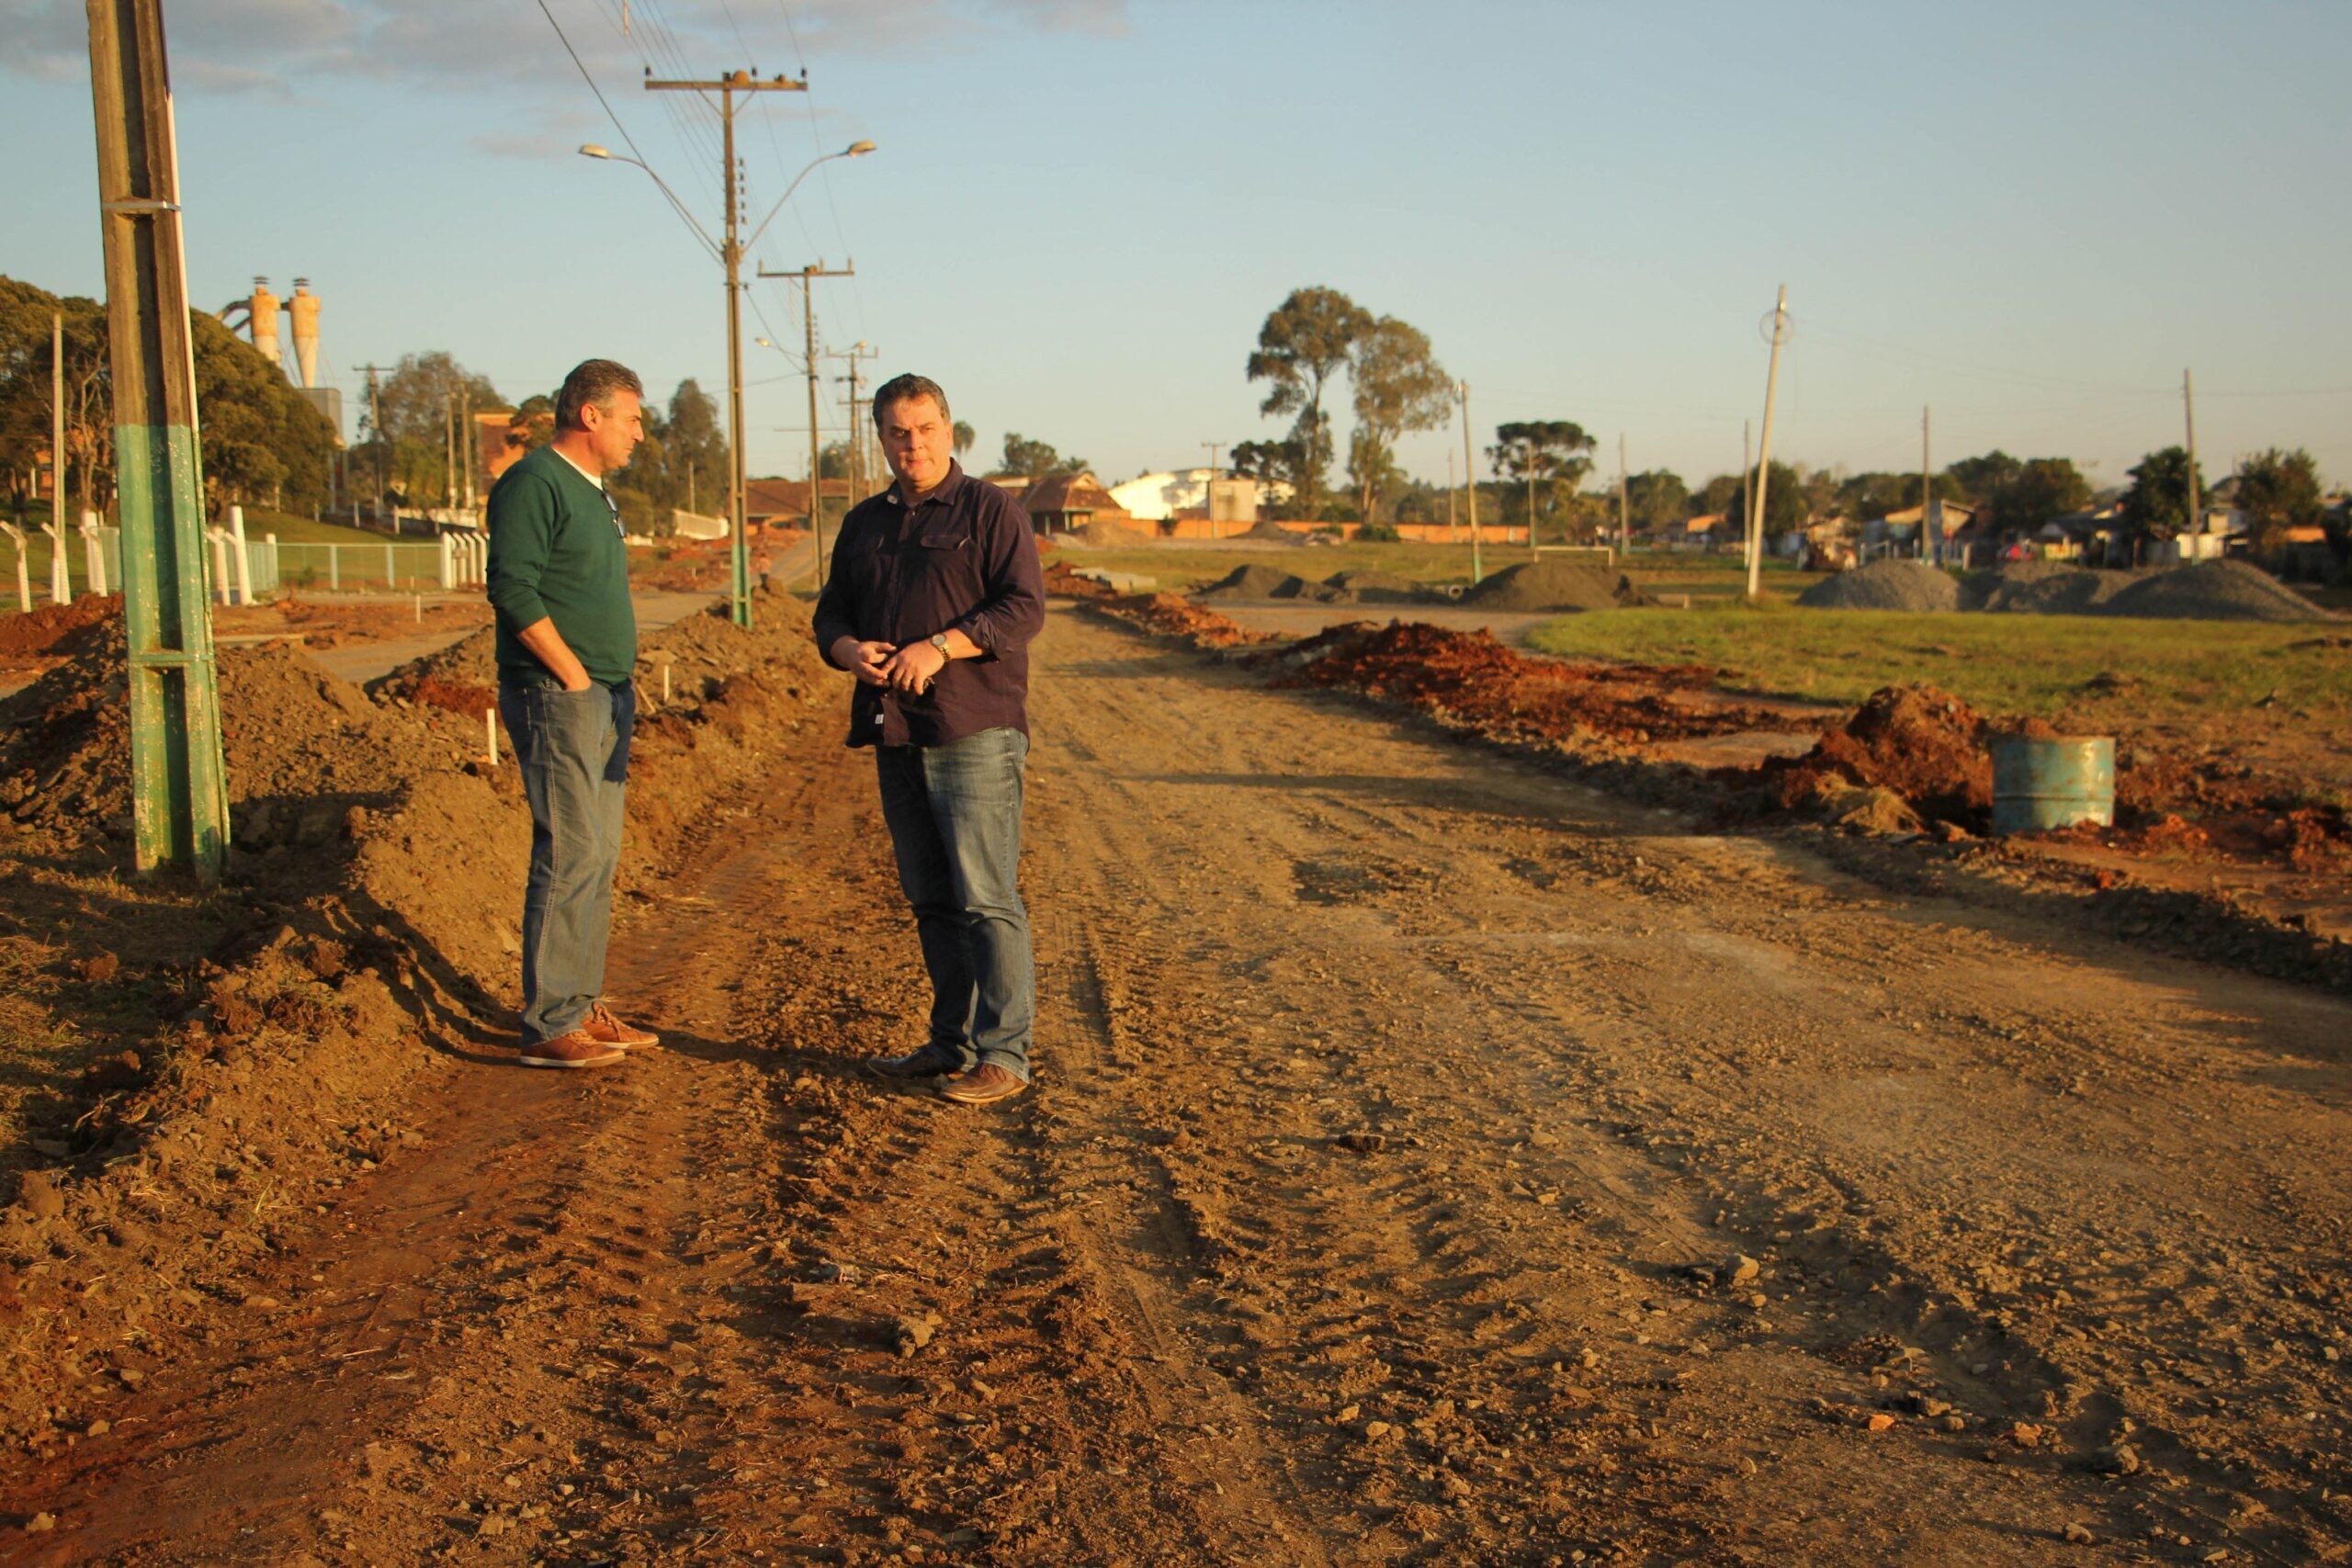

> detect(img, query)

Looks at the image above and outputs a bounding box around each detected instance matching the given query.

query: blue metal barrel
[1990,735,2115,835]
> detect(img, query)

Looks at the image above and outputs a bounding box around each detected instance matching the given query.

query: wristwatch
[928,632,950,656]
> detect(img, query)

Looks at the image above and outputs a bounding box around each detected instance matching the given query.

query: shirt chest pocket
[917,527,971,552]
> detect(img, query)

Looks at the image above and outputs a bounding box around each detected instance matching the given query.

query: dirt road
[6,611,2348,1564]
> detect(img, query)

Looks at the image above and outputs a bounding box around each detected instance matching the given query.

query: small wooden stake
[485,706,498,766]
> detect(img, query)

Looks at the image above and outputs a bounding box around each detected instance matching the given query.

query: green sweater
[486,445,637,685]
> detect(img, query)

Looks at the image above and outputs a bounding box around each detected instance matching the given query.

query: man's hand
[515,616,593,692]
[831,637,898,687]
[882,639,948,694]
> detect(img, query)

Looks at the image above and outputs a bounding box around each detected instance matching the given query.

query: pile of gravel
[1461,560,1645,613]
[1319,570,1430,605]
[1193,564,1307,601]
[1961,561,2143,615]
[2098,558,2327,622]
[1796,559,1961,613]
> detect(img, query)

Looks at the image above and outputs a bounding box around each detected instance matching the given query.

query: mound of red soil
[0,593,122,657]
[1744,684,1993,829]
[1041,558,1116,599]
[1272,621,1809,749]
[1101,592,1275,648]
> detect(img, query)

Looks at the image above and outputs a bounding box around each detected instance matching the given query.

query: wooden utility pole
[756,259,853,584]
[1458,380,1481,584]
[1202,441,1222,527]
[1445,447,1455,540]
[1747,286,1789,603]
[2183,367,2202,544]
[647,70,808,628]
[87,0,229,877]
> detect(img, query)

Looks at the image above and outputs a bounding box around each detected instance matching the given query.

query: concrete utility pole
[2183,367,2203,544]
[756,260,853,584]
[88,0,230,877]
[1617,433,1630,555]
[1740,421,1751,562]
[1445,448,1456,540]
[1202,441,1223,525]
[51,313,66,559]
[646,70,808,628]
[1920,405,1934,566]
[354,363,390,526]
[1747,286,1789,604]
[1458,380,1481,584]
[829,341,880,502]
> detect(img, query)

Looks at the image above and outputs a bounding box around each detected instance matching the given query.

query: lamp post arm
[744,150,850,253]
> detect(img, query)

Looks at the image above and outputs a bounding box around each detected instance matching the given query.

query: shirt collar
[891,459,967,511]
[549,444,605,491]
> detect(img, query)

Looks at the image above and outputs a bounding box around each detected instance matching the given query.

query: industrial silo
[288,278,320,389]
[249,277,281,369]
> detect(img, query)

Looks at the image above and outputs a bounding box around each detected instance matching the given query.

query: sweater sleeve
[486,469,558,631]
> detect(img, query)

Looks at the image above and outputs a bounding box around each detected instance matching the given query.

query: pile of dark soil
[1461,560,1646,613]
[1796,560,1961,613]
[0,593,122,659]
[1236,518,1302,544]
[2100,558,2327,622]
[1193,564,1308,601]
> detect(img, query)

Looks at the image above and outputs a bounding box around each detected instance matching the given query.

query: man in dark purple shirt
[813,374,1046,1105]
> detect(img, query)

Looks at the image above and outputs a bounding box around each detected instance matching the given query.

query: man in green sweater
[486,359,660,1069]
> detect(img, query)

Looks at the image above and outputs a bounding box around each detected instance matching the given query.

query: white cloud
[1,0,1128,92]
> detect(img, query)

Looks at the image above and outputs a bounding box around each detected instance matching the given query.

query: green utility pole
[87,0,229,878]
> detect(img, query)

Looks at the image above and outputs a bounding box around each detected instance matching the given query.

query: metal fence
[273,540,448,592]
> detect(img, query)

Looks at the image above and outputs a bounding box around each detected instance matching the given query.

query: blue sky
[6,0,2348,494]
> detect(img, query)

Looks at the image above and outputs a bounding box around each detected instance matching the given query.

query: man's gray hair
[556,359,644,431]
[871,373,949,426]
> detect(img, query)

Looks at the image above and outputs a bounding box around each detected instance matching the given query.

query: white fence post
[1,524,28,612]
[41,520,73,604]
[266,533,279,592]
[206,526,232,604]
[329,543,341,592]
[228,503,254,605]
[79,509,107,596]
[383,542,394,590]
[438,533,455,591]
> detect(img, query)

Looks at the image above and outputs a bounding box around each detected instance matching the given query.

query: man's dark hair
[555,359,644,431]
[871,373,949,426]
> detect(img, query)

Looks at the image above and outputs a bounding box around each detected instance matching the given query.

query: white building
[1110,468,1214,521]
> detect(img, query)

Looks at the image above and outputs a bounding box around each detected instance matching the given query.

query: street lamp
[580,138,876,627]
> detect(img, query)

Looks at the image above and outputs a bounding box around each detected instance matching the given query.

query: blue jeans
[500,679,634,1044]
[874,727,1034,1081]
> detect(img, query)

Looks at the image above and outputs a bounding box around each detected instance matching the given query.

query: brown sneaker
[939,1063,1025,1105]
[519,1029,627,1069]
[583,1002,659,1049]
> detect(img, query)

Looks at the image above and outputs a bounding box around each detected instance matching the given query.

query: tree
[1946,450,2023,507]
[1695,473,1744,520]
[2119,446,2201,547]
[1346,315,1450,524]
[368,351,503,505]
[1246,286,1371,518]
[1623,469,1688,535]
[1739,460,1807,537]
[661,378,727,514]
[999,432,1086,478]
[189,311,337,513]
[0,278,112,513]
[1487,421,1595,538]
[2234,447,2324,556]
[2004,457,2093,534]
[952,420,975,460]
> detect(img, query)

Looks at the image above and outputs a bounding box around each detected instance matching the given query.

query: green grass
[1523,602,2352,723]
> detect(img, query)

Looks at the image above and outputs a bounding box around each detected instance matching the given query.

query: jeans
[500,679,634,1044]
[874,727,1034,1081]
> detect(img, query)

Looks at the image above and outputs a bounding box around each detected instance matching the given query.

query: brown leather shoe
[519,1029,626,1069]
[939,1063,1025,1105]
[582,1002,659,1049]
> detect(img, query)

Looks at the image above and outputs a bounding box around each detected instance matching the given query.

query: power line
[533,0,716,257]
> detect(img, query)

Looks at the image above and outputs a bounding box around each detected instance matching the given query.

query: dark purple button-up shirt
[811,462,1047,749]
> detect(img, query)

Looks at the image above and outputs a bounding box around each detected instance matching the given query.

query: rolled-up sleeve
[954,488,1046,660]
[486,471,557,630]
